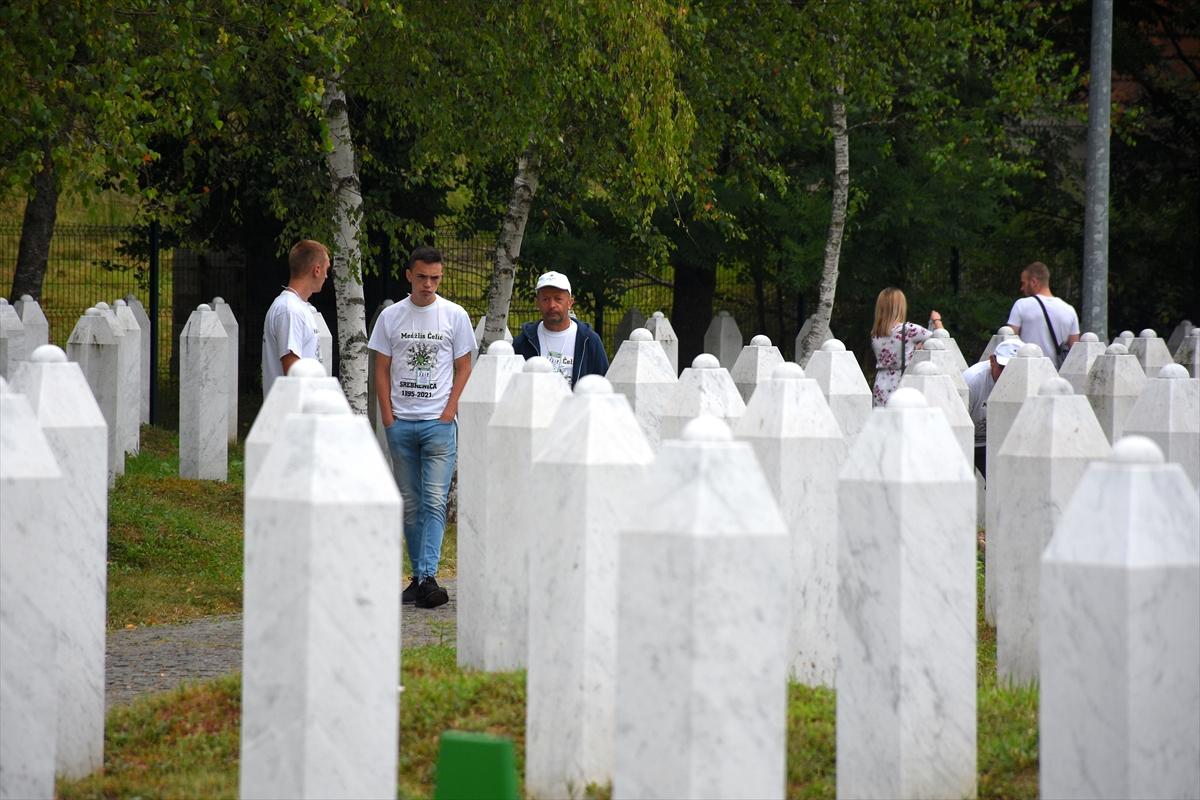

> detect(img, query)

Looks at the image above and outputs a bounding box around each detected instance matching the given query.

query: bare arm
[280,352,300,375]
[374,351,394,427]
[439,352,473,422]
[1009,324,1022,336]
[1066,333,1080,346]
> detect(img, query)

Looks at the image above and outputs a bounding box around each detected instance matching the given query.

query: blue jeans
[384,418,457,580]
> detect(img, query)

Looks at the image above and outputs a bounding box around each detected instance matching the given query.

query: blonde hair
[871,287,908,338]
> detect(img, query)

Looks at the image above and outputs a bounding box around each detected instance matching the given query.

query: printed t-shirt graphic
[537,320,578,385]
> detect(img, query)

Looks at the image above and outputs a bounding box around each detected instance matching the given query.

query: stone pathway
[105,578,457,709]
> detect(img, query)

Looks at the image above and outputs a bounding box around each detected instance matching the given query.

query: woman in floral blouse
[870,287,943,407]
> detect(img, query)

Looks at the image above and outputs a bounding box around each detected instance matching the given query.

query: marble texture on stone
[367,300,394,461]
[472,314,513,362]
[1084,343,1147,444]
[794,315,835,366]
[614,417,789,800]
[910,339,969,408]
[837,389,977,800]
[527,377,654,800]
[1,389,65,800]
[1113,330,1135,349]
[0,297,26,379]
[113,300,142,455]
[14,294,50,351]
[483,358,571,670]
[703,310,744,369]
[984,343,1059,624]
[179,304,228,480]
[1167,320,1194,354]
[212,298,240,442]
[731,334,785,404]
[1059,332,1107,395]
[803,339,872,444]
[1175,329,1200,378]
[978,325,1017,363]
[66,308,123,481]
[1127,328,1173,379]
[456,341,525,670]
[659,353,746,442]
[10,346,108,780]
[644,311,679,374]
[309,303,334,377]
[899,361,973,464]
[993,378,1111,684]
[240,393,402,800]
[244,359,343,494]
[930,328,970,373]
[735,362,845,687]
[1040,437,1200,800]
[606,328,680,450]
[1122,363,1200,488]
[122,295,152,424]
[614,307,646,345]
[95,302,136,459]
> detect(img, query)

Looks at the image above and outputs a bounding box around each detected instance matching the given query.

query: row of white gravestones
[1040,436,1200,799]
[643,311,679,374]
[804,339,871,445]
[606,328,678,450]
[899,361,973,463]
[179,304,228,480]
[122,295,152,425]
[1166,318,1193,352]
[978,325,1018,363]
[1122,363,1200,488]
[456,341,524,669]
[911,339,970,408]
[929,327,969,373]
[240,390,401,799]
[108,300,142,456]
[1084,343,1146,444]
[1,347,109,796]
[1175,328,1199,377]
[703,309,743,369]
[0,298,25,378]
[212,297,239,442]
[992,378,1110,683]
[67,308,124,481]
[658,353,745,441]
[14,295,51,351]
[730,334,784,404]
[1126,328,1173,379]
[1059,331,1106,394]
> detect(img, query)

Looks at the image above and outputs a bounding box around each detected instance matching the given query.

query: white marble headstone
[1175,329,1200,378]
[1112,329,1134,349]
[240,392,402,799]
[113,300,142,455]
[614,416,789,800]
[66,308,123,481]
[1058,332,1107,395]
[366,300,394,460]
[472,314,513,363]
[1166,320,1194,354]
[455,340,525,670]
[803,339,872,444]
[309,303,334,377]
[837,388,976,800]
[644,311,679,374]
[703,310,744,370]
[978,325,1017,363]
[1127,328,1173,379]
[1085,343,1147,444]
[179,304,229,480]
[1040,437,1200,800]
[10,346,108,780]
[212,297,240,442]
[526,377,653,799]
[735,362,845,687]
[899,361,973,464]
[993,378,1110,684]
[659,353,745,441]
[0,297,26,379]
[1122,363,1200,488]
[910,339,969,408]
[122,295,152,424]
[0,389,66,800]
[730,334,785,404]
[14,294,49,351]
[930,327,969,373]
[606,328,679,450]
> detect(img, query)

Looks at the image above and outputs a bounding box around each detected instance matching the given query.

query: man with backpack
[1005,261,1080,367]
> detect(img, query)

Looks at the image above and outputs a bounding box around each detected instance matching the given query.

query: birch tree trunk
[481,152,540,350]
[10,144,59,300]
[798,85,849,365]
[322,73,369,415]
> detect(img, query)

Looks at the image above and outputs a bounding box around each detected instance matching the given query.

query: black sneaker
[415,576,449,609]
[402,577,419,605]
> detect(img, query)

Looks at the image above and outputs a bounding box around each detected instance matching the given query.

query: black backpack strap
[899,322,908,374]
[1033,295,1061,355]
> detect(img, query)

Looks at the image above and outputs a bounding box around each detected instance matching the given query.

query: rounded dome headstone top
[998,326,1015,335]
[1080,332,1099,342]
[820,339,846,352]
[887,387,927,409]
[1120,330,1134,338]
[932,328,950,339]
[301,390,348,416]
[681,414,733,442]
[1039,377,1074,396]
[0,298,9,306]
[772,362,804,381]
[196,303,212,313]
[912,361,940,376]
[924,339,946,351]
[487,340,514,356]
[691,353,720,369]
[213,296,225,304]
[21,294,34,302]
[95,302,110,310]
[114,299,127,308]
[85,308,101,317]
[1111,435,1165,465]
[574,375,613,395]
[1017,343,1044,359]
[630,328,653,342]
[652,311,665,319]
[288,358,326,378]
[31,344,67,363]
[1106,343,1129,355]
[1158,363,1189,380]
[1138,328,1157,339]
[751,334,772,347]
[718,310,731,318]
[524,356,555,373]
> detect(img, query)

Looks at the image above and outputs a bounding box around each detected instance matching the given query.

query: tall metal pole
[1081,0,1113,339]
[148,220,160,424]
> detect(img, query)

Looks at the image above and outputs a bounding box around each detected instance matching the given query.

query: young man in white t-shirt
[1005,261,1080,367]
[261,239,329,397]
[368,246,474,609]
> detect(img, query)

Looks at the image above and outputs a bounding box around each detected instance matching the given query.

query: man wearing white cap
[512,270,609,386]
[962,338,1021,477]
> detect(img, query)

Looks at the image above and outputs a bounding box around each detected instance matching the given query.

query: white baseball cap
[993,340,1021,366]
[535,271,572,294]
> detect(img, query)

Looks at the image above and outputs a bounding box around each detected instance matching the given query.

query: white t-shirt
[368,296,474,420]
[262,289,319,397]
[537,320,577,385]
[1006,295,1079,364]
[962,360,996,447]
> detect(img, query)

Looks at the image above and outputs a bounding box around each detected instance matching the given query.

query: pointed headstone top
[751,334,771,347]
[630,328,652,342]
[692,353,720,369]
[525,356,554,373]
[574,374,612,395]
[1039,377,1074,396]
[1111,435,1165,464]
[488,340,515,356]
[820,339,846,352]
[772,362,804,380]
[886,387,926,409]
[1080,332,1099,342]
[682,414,733,442]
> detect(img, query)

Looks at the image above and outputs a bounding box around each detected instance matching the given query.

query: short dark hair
[1023,261,1050,285]
[407,246,443,269]
[288,240,329,278]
